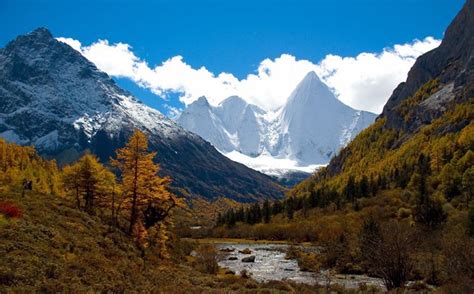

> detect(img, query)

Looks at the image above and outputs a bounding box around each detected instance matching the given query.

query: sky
[0,0,465,116]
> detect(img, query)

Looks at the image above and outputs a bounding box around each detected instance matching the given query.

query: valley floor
[0,190,362,293]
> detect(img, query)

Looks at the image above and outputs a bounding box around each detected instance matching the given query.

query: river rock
[239,248,252,254]
[228,256,238,260]
[220,248,235,252]
[242,255,256,263]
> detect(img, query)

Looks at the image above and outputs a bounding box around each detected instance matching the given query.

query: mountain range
[0,28,283,202]
[178,71,376,176]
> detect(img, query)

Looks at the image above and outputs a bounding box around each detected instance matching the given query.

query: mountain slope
[291,0,473,198]
[178,72,376,175]
[0,28,283,202]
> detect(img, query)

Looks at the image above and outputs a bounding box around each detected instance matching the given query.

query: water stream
[214,242,385,290]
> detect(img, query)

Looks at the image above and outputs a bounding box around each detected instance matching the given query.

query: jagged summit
[219,95,247,107]
[178,71,377,175]
[0,27,283,201]
[28,27,53,38]
[194,96,210,106]
[298,71,322,86]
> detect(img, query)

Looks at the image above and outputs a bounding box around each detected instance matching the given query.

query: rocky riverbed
[214,242,385,290]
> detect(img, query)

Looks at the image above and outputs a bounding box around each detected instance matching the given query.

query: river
[214,241,385,290]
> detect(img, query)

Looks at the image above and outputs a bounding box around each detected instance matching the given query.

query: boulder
[220,248,235,252]
[242,255,256,263]
[239,248,252,254]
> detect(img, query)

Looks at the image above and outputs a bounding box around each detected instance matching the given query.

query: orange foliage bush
[0,201,22,218]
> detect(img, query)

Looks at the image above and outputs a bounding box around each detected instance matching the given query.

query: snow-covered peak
[284,71,338,109]
[218,95,247,108]
[300,70,322,85]
[0,26,193,150]
[192,96,211,107]
[178,71,377,177]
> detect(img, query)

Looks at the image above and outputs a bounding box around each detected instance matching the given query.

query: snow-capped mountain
[178,71,376,176]
[0,28,283,201]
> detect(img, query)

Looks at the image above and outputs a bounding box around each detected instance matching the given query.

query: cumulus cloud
[57,36,440,114]
[316,37,440,112]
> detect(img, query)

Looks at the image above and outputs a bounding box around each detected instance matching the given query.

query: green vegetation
[214,98,474,290]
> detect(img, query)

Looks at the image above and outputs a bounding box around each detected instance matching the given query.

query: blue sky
[0,0,465,115]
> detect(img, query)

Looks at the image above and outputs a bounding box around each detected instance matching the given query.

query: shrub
[0,215,8,227]
[194,244,219,274]
[0,202,22,219]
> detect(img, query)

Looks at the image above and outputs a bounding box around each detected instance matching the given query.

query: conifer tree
[262,199,271,223]
[62,153,116,214]
[111,130,184,236]
[344,175,356,203]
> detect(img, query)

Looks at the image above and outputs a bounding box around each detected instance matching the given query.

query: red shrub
[0,202,22,218]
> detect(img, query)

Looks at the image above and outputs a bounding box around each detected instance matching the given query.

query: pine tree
[262,199,271,223]
[344,175,356,203]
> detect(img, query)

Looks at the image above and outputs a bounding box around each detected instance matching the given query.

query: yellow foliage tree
[111,130,184,239]
[62,153,116,214]
[0,138,60,195]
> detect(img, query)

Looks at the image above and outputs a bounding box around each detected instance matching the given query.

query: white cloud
[316,37,441,112]
[57,36,440,114]
[164,104,182,120]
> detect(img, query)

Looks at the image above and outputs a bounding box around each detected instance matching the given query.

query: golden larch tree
[111,130,183,237]
[62,153,116,214]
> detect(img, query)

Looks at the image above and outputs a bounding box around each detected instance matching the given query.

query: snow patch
[224,150,324,177]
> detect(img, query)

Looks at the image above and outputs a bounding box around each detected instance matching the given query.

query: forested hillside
[213,1,474,290]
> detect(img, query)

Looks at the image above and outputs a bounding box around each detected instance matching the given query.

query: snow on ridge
[178,71,377,175]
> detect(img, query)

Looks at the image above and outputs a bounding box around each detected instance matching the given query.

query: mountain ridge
[0,27,284,202]
[178,71,376,174]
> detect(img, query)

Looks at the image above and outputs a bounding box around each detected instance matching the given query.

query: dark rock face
[0,28,284,202]
[381,0,474,131]
[326,1,473,177]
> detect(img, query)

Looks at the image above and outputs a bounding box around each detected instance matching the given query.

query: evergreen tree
[262,199,271,223]
[411,154,447,230]
[286,197,295,220]
[344,175,356,203]
[358,175,369,197]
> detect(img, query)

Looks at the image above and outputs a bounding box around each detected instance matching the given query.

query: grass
[0,189,352,293]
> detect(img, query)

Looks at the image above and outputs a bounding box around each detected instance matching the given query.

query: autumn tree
[62,153,116,214]
[361,220,416,290]
[111,130,183,239]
